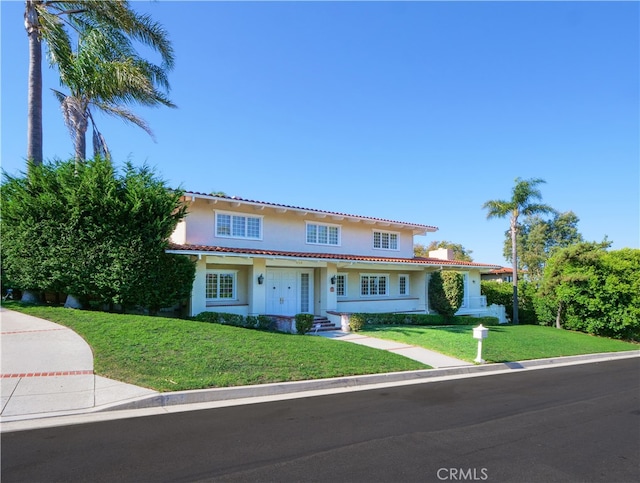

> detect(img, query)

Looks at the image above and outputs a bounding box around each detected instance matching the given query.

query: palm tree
[482,177,554,324]
[23,0,174,168]
[50,27,176,164]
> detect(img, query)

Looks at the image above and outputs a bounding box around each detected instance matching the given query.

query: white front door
[265,269,313,316]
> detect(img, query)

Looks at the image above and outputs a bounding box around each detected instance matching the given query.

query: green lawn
[362,324,638,363]
[4,303,427,391]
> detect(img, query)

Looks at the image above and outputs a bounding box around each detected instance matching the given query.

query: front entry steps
[312,316,337,333]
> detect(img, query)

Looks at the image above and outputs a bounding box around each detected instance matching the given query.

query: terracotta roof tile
[167,243,501,269]
[183,191,437,232]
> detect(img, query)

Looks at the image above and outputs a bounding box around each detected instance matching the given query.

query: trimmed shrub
[428,271,464,317]
[246,315,273,331]
[295,313,314,335]
[244,315,258,329]
[194,312,244,327]
[257,315,274,331]
[349,313,366,332]
[481,280,538,324]
[481,280,513,307]
[350,312,500,327]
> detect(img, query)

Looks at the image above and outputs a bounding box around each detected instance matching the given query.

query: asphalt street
[2,358,639,483]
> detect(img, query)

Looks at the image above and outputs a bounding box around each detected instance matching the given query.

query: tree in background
[50,27,175,164]
[414,240,473,261]
[428,271,464,317]
[503,211,583,281]
[0,157,194,313]
[482,177,554,324]
[23,0,174,167]
[538,242,639,340]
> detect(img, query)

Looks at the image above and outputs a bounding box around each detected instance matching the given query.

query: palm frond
[522,203,556,217]
[92,101,156,140]
[38,0,175,152]
[482,199,512,219]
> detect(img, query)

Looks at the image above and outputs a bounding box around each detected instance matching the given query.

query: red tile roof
[167,243,501,269]
[487,267,526,274]
[183,191,438,232]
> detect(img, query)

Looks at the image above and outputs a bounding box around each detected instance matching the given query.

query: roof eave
[182,192,438,233]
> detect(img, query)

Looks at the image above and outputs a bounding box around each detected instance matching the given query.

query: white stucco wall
[178,198,417,258]
[170,220,186,244]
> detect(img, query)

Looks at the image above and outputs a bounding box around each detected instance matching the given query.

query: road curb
[96,350,640,412]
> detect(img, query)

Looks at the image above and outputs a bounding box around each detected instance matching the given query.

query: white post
[474,339,485,364]
[472,324,488,364]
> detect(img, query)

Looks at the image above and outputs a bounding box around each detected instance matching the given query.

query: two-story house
[167,193,501,329]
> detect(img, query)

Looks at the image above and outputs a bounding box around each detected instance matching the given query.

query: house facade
[167,193,502,329]
[481,267,514,283]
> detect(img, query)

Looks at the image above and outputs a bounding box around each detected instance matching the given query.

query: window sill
[338,296,418,303]
[205,301,247,307]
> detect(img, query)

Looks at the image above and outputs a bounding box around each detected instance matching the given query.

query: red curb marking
[1,328,67,335]
[387,346,414,352]
[1,370,93,378]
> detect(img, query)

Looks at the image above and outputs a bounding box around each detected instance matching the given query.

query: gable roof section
[167,243,501,270]
[183,191,438,235]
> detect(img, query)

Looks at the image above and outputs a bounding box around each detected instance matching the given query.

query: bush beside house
[294,313,315,334]
[348,312,500,332]
[481,280,537,325]
[0,157,194,314]
[428,271,464,317]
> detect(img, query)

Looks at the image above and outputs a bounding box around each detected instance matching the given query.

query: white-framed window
[215,211,262,240]
[206,271,237,300]
[336,273,347,297]
[360,274,389,296]
[373,230,399,250]
[399,274,409,296]
[306,222,340,246]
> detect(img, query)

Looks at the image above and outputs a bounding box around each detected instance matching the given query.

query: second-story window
[216,211,262,240]
[373,230,399,250]
[306,222,340,246]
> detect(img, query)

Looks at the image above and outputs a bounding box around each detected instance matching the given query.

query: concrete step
[312,317,337,332]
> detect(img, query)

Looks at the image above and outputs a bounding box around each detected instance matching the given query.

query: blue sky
[2,0,638,265]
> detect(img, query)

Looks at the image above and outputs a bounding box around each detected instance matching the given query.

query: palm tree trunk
[511,215,519,324]
[74,121,87,165]
[25,0,43,168]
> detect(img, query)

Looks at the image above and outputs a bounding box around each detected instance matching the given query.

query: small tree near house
[428,271,464,318]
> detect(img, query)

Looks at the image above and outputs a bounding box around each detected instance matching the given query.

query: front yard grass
[4,303,427,391]
[362,324,638,363]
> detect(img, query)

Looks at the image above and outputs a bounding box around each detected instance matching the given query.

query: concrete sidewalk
[0,308,157,419]
[316,331,472,368]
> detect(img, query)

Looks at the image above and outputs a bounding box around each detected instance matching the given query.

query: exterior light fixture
[258,274,264,285]
[330,275,336,285]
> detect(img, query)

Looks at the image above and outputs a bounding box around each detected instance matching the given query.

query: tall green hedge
[0,157,193,313]
[481,280,537,324]
[428,271,464,317]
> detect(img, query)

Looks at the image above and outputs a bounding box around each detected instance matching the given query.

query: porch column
[249,258,267,316]
[425,272,432,314]
[414,270,427,312]
[323,262,338,315]
[190,256,207,316]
